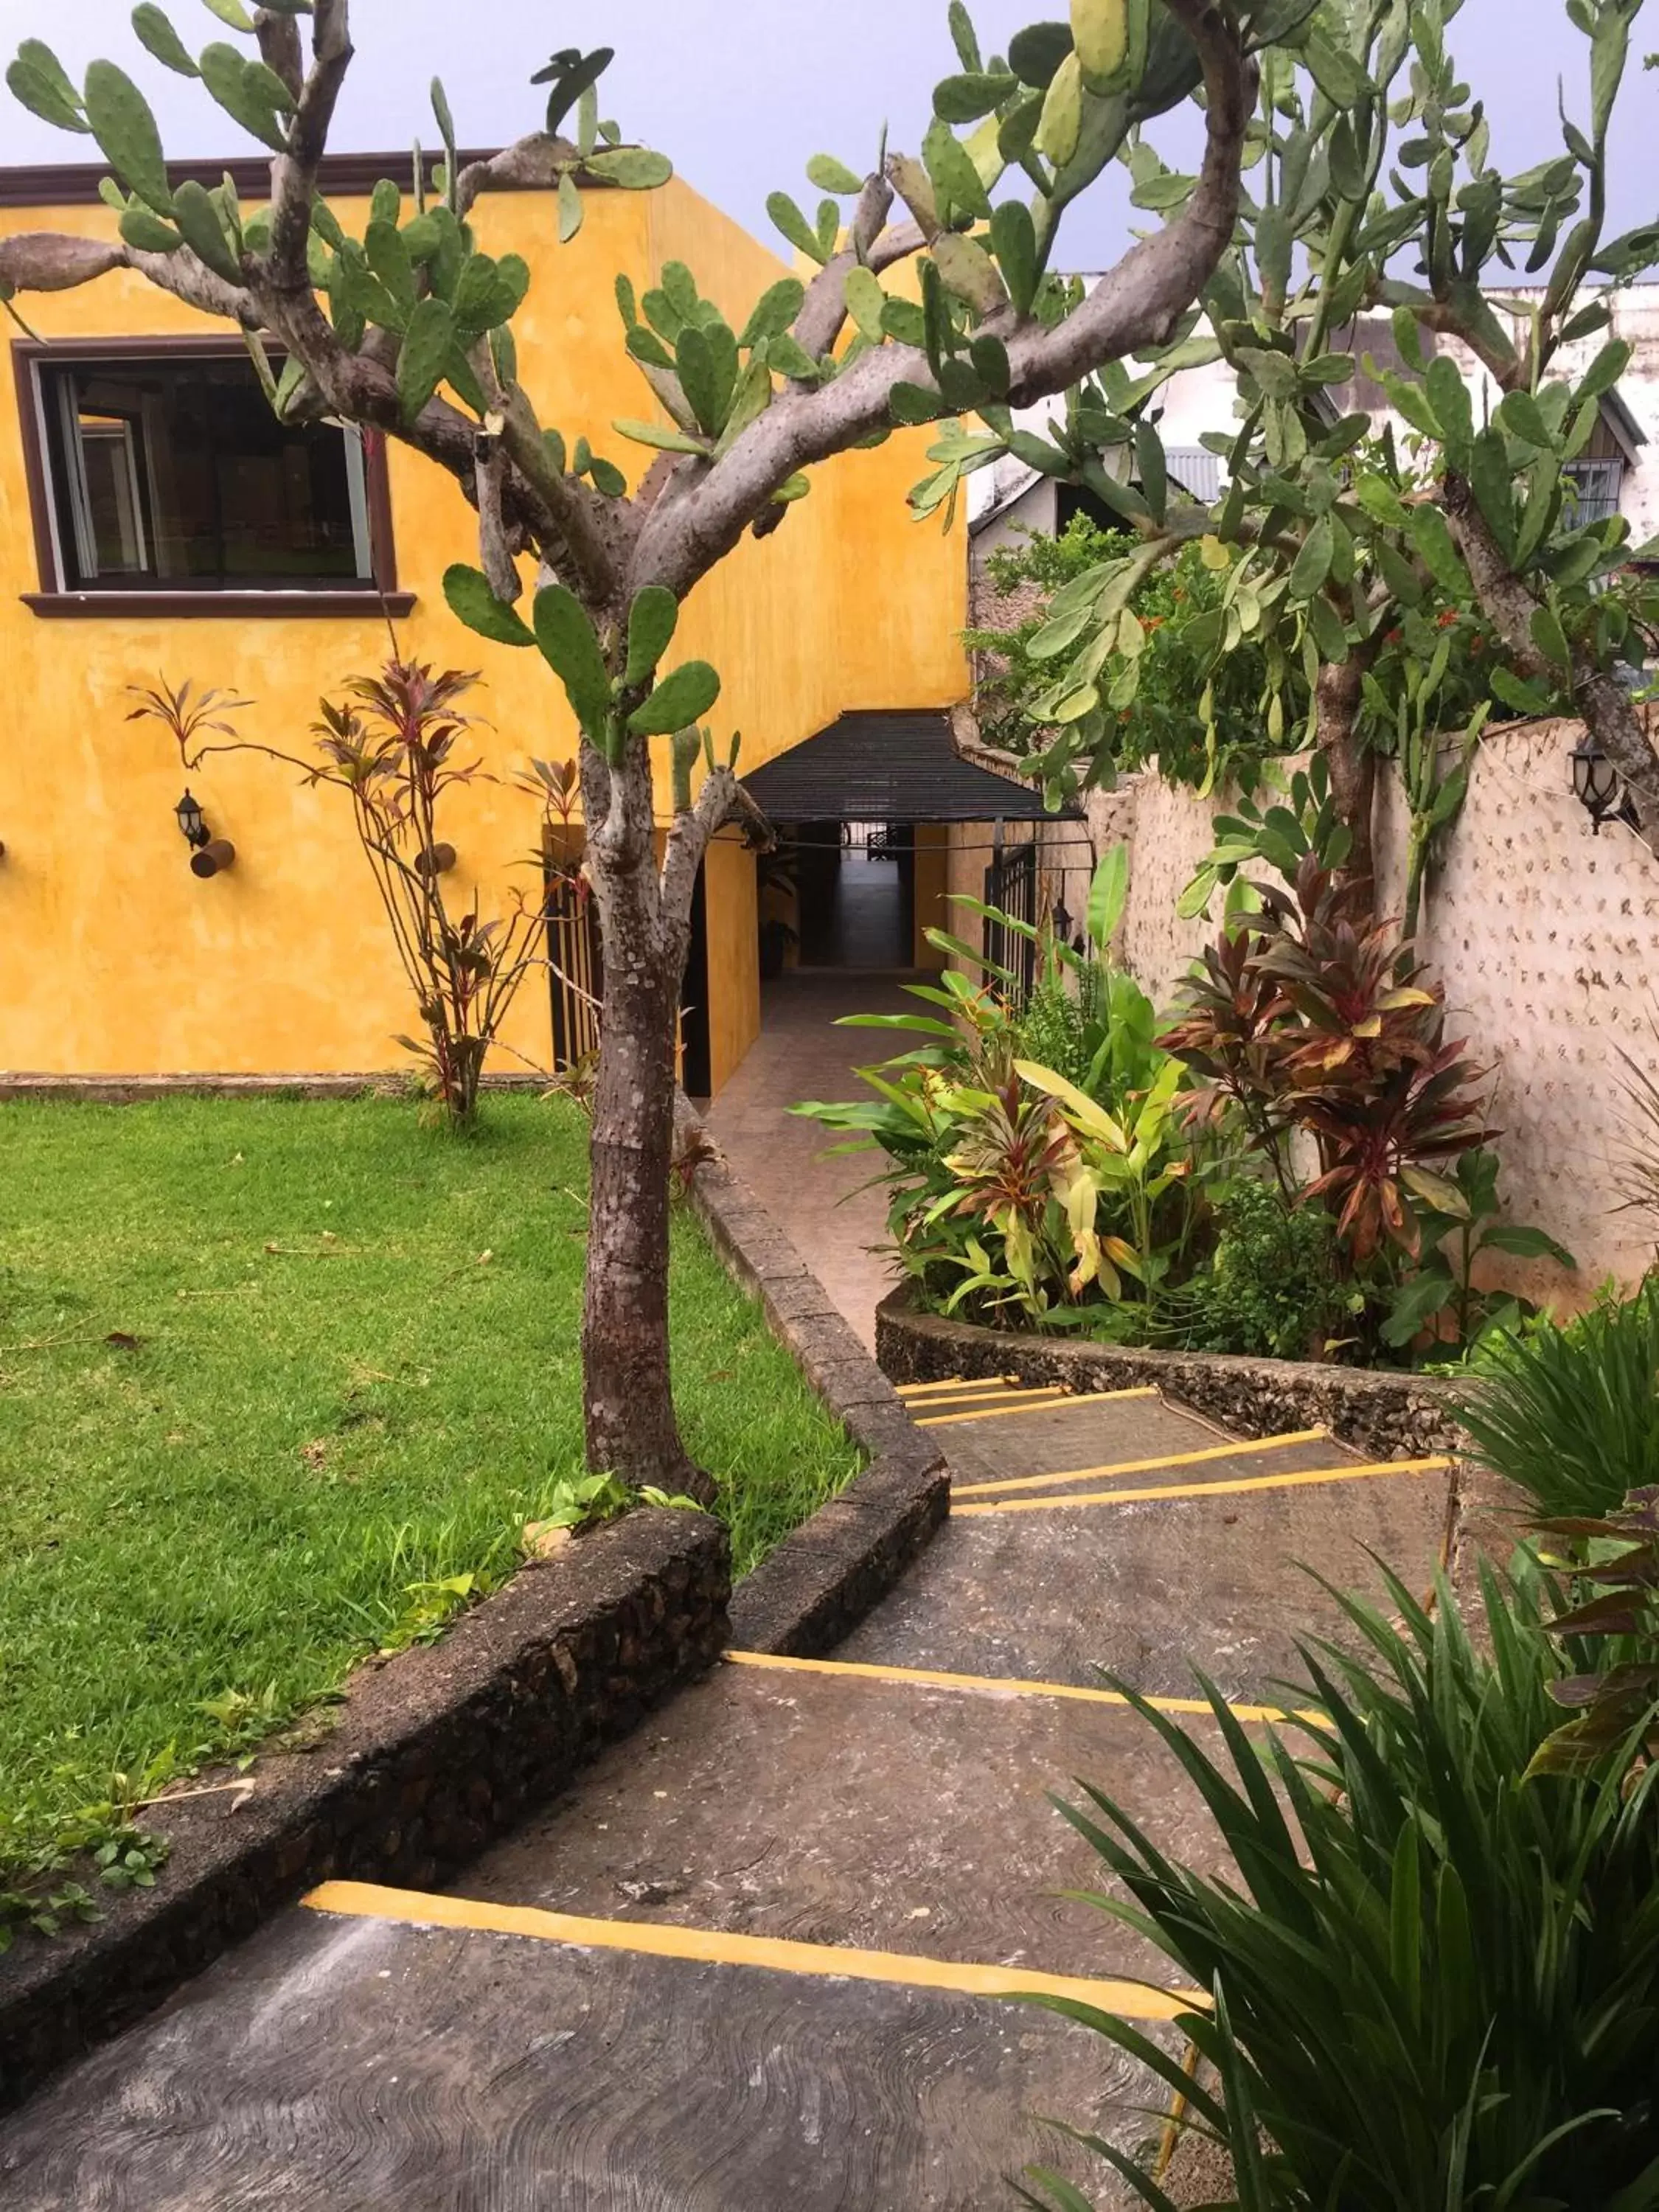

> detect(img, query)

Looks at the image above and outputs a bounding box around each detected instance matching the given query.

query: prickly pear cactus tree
[933,0,1659,924]
[0,0,1274,1496]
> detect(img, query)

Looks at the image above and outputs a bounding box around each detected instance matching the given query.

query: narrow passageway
[706,967,918,1348]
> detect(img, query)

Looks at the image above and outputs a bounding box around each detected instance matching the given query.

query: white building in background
[967,282,1659,572]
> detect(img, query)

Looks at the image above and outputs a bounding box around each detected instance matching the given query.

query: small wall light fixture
[1571,735,1640,835]
[175,788,235,877]
[175,788,209,849]
[414,841,457,877]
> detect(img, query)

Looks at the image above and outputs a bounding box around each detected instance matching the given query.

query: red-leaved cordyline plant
[130,664,557,1127]
[1160,854,1491,1267]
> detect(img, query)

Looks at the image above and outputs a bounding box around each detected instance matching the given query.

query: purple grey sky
[0,0,1652,269]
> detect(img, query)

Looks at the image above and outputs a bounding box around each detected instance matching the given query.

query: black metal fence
[983,838,1037,1007]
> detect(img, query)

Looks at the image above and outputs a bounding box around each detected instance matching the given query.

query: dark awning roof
[742,711,1077,824]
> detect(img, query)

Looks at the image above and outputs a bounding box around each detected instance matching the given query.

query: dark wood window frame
[12,335,413,619]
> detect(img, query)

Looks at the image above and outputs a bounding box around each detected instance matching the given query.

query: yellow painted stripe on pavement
[302,1879,1202,2020]
[897,1374,1018,1398]
[952,1427,1327,1500]
[955,1456,1453,1514]
[916,1385,1159,1428]
[724,1648,1293,1725]
[907,1387,1068,1409]
[914,1390,1070,1421]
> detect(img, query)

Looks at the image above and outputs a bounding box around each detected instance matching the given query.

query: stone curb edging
[875,1288,1465,1463]
[683,1116,950,1657]
[0,1073,547,1104]
[0,1509,728,2114]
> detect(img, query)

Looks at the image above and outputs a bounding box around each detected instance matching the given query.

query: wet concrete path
[0,1376,1455,2209]
[706,969,919,1349]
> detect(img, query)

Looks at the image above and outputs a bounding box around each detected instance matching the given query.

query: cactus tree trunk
[577,737,714,1503]
[1315,647,1378,917]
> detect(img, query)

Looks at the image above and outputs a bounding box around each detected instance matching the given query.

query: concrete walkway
[706,970,922,1349]
[0,1383,1455,2209]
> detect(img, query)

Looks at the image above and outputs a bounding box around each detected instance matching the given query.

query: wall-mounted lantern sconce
[414,841,457,878]
[175,789,209,848]
[1571,736,1641,836]
[1049,895,1085,953]
[175,788,235,877]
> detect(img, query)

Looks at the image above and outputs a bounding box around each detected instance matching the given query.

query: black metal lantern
[1051,897,1073,942]
[175,789,209,849]
[1571,736,1639,834]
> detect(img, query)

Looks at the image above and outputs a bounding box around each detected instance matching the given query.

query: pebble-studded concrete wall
[1105,717,1659,1301]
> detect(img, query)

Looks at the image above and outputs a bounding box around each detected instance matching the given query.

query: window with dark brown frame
[13,336,411,618]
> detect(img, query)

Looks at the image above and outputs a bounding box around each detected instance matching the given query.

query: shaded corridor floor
[0,1382,1457,2210]
[706,969,920,1349]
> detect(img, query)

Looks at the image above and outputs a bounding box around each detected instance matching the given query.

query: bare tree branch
[496,385,629,603]
[455,134,580,219]
[0,232,260,327]
[254,9,305,100]
[0,234,126,292]
[1402,299,1522,392]
[631,0,1251,600]
[1444,465,1659,853]
[793,207,922,363]
[265,0,355,296]
[659,765,772,934]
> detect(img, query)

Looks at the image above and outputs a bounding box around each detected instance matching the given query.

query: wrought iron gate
[982,838,1037,1007]
[543,830,712,1093]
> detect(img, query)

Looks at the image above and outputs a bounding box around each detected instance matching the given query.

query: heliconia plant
[0,0,1298,1495]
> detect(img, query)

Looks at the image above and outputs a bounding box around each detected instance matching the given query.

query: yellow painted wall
[0,173,967,1082]
[912,825,950,970]
[703,832,759,1094]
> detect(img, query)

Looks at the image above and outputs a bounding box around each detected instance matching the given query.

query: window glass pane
[1563,458,1624,526]
[41,353,373,592]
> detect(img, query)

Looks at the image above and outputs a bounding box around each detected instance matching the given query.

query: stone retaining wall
[0,1509,727,2112]
[0,1102,950,2115]
[684,1120,950,1653]
[876,1290,1464,1462]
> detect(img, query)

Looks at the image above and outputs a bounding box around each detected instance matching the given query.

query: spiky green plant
[1016,1565,1659,2211]
[1454,1277,1659,1520]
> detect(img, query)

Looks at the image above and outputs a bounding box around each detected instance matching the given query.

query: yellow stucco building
[0,151,973,1094]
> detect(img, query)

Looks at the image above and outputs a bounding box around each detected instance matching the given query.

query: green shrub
[1018,1566,1659,2211]
[1159,1179,1346,1361]
[964,517,1298,792]
[1454,1276,1659,1520]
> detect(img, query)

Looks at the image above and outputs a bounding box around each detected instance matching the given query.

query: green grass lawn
[0,1095,859,1880]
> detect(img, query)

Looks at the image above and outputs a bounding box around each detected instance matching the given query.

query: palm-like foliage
[1018,1565,1659,2212]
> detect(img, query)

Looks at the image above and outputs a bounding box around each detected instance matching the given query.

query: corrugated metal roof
[742,711,1076,823]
